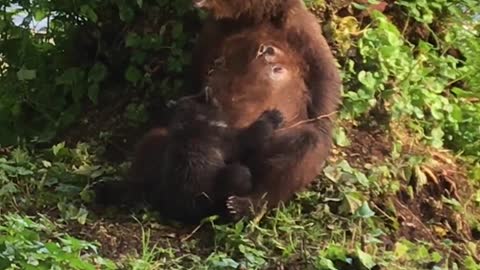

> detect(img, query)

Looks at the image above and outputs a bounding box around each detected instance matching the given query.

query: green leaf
[464,256,480,270]
[358,71,376,90]
[125,32,140,47]
[41,160,52,168]
[80,5,98,22]
[88,63,107,83]
[451,87,477,98]
[125,66,142,84]
[356,248,376,269]
[340,192,363,215]
[71,85,85,102]
[0,182,18,197]
[76,207,88,225]
[119,5,134,22]
[414,166,428,189]
[52,142,65,156]
[393,242,410,259]
[431,127,444,148]
[334,127,350,147]
[351,2,368,10]
[56,68,84,85]
[33,9,47,21]
[354,201,375,219]
[354,171,370,187]
[450,104,463,122]
[88,84,100,105]
[322,244,349,261]
[17,68,37,81]
[316,257,337,270]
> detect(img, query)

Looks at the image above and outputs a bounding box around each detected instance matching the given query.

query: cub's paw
[226,196,254,221]
[260,109,284,129]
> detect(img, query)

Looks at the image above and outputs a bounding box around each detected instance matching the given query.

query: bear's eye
[269,65,287,81]
[272,66,284,74]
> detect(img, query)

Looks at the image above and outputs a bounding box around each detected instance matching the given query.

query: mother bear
[190,0,342,218]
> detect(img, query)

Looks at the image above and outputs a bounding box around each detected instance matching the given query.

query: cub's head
[192,0,278,20]
[169,100,228,134]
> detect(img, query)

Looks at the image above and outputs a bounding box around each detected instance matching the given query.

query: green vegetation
[0,0,479,269]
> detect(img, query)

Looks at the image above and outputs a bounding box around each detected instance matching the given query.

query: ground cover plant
[0,0,479,269]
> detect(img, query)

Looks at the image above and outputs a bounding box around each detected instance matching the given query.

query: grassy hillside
[0,0,479,269]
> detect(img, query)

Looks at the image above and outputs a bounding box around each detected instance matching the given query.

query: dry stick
[176,91,205,102]
[181,223,204,242]
[277,111,338,132]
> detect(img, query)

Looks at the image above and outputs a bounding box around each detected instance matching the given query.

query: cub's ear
[193,0,208,8]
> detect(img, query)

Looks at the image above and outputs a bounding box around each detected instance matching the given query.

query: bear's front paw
[226,196,254,221]
[260,109,284,129]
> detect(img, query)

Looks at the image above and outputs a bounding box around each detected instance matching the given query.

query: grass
[0,120,479,269]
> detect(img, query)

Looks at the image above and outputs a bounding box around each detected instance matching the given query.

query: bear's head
[205,29,309,128]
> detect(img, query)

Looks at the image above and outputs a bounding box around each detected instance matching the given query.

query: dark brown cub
[95,99,284,223]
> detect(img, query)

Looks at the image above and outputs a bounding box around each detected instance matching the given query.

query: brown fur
[205,25,309,128]
[191,0,342,218]
[95,99,285,224]
[145,101,284,223]
[94,127,169,208]
[192,0,341,118]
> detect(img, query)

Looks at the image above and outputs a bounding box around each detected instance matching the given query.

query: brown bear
[190,0,342,218]
[94,32,316,222]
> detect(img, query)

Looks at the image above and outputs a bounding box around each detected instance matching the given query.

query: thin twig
[277,111,337,131]
[372,203,396,223]
[181,223,204,242]
[176,92,205,102]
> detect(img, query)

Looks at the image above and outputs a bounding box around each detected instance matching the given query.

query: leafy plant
[0,214,116,269]
[0,0,197,145]
[341,1,480,157]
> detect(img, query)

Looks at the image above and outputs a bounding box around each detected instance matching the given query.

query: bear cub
[95,98,284,224]
[150,99,283,223]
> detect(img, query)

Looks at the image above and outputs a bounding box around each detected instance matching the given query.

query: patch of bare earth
[337,121,479,261]
[65,214,214,260]
[336,122,392,167]
[390,150,478,260]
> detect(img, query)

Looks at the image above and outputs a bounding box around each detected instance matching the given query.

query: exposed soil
[65,212,215,260]
[335,120,478,261]
[339,122,392,168]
